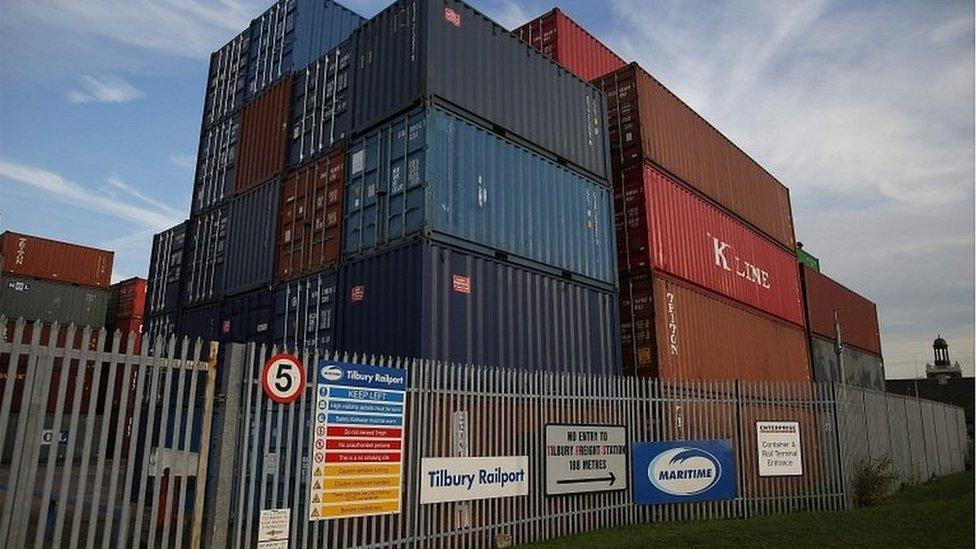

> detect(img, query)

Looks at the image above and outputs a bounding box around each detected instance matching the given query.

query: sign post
[756,421,803,477]
[308,361,407,520]
[544,424,628,495]
[261,354,305,404]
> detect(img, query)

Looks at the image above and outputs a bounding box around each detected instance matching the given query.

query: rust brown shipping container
[595,64,796,249]
[276,146,345,281]
[623,274,811,382]
[0,231,113,288]
[801,265,882,356]
[235,75,293,194]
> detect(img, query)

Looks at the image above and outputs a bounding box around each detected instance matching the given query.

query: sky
[0,0,972,378]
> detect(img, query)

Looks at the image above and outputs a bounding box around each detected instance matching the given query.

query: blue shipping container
[222,288,274,344]
[344,105,616,287]
[246,0,364,100]
[224,178,280,296]
[339,239,621,375]
[273,270,340,354]
[287,39,355,167]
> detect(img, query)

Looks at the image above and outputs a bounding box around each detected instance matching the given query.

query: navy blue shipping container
[221,288,274,344]
[344,105,616,287]
[193,114,240,215]
[273,270,339,354]
[339,239,621,374]
[183,207,228,307]
[202,30,250,128]
[178,303,222,341]
[351,0,610,181]
[287,39,354,167]
[147,221,187,316]
[224,179,280,296]
[246,0,364,100]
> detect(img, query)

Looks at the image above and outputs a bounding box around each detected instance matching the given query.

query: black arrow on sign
[556,471,616,486]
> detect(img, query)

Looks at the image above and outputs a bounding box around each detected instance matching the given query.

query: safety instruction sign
[308,361,407,520]
[545,424,627,495]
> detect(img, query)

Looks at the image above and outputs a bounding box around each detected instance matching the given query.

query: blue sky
[1,0,973,378]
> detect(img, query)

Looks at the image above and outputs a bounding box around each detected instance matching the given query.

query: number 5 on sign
[262,354,306,404]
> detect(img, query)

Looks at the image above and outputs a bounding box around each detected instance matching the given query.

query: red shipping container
[619,164,804,327]
[513,8,626,82]
[801,266,882,356]
[276,147,345,281]
[622,275,811,381]
[107,277,147,326]
[596,65,796,249]
[0,231,113,288]
[235,75,293,194]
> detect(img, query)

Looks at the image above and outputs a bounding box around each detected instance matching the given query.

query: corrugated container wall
[0,232,113,288]
[202,30,250,128]
[235,76,293,194]
[224,179,280,295]
[809,335,884,391]
[146,222,187,316]
[596,64,795,249]
[106,277,147,326]
[277,147,345,281]
[351,0,610,181]
[288,40,354,167]
[619,164,804,325]
[624,275,810,381]
[344,106,616,287]
[273,270,339,353]
[339,240,621,374]
[183,206,228,306]
[1,276,109,327]
[193,114,240,214]
[801,265,882,356]
[513,8,626,81]
[221,288,274,343]
[245,0,363,99]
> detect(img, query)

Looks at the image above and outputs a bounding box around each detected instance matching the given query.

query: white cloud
[607,0,975,377]
[170,153,196,169]
[67,74,143,104]
[0,159,182,231]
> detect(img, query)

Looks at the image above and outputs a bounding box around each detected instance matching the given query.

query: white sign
[261,354,306,404]
[257,507,290,549]
[545,424,628,495]
[756,421,803,477]
[420,456,529,504]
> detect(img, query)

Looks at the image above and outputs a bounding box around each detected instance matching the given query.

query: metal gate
[0,318,217,548]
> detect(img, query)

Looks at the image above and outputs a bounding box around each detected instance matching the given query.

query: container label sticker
[350,285,365,303]
[444,7,461,27]
[452,275,471,295]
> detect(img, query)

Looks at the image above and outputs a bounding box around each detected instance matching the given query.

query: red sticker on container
[444,7,461,27]
[452,274,471,294]
[350,284,365,302]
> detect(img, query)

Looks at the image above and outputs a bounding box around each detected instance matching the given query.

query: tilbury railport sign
[545,424,628,495]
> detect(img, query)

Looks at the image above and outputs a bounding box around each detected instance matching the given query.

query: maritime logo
[647,447,722,496]
[321,365,343,382]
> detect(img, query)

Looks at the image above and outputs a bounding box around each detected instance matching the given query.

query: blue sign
[631,440,736,504]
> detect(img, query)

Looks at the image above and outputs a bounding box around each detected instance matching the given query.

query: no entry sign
[261,354,306,404]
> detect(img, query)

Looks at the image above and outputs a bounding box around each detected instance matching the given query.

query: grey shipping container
[339,239,621,375]
[344,105,616,287]
[202,29,250,128]
[147,221,187,316]
[246,0,364,100]
[0,275,108,327]
[193,113,240,215]
[183,206,228,306]
[810,334,884,391]
[273,270,339,353]
[288,39,355,167]
[351,0,610,181]
[224,178,280,296]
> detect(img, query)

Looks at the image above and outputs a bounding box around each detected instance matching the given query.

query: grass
[526,472,974,548]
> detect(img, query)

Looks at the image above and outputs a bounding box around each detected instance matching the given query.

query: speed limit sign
[261,354,306,404]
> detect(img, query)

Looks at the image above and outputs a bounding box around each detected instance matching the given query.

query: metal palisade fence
[0,320,969,548]
[210,343,969,548]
